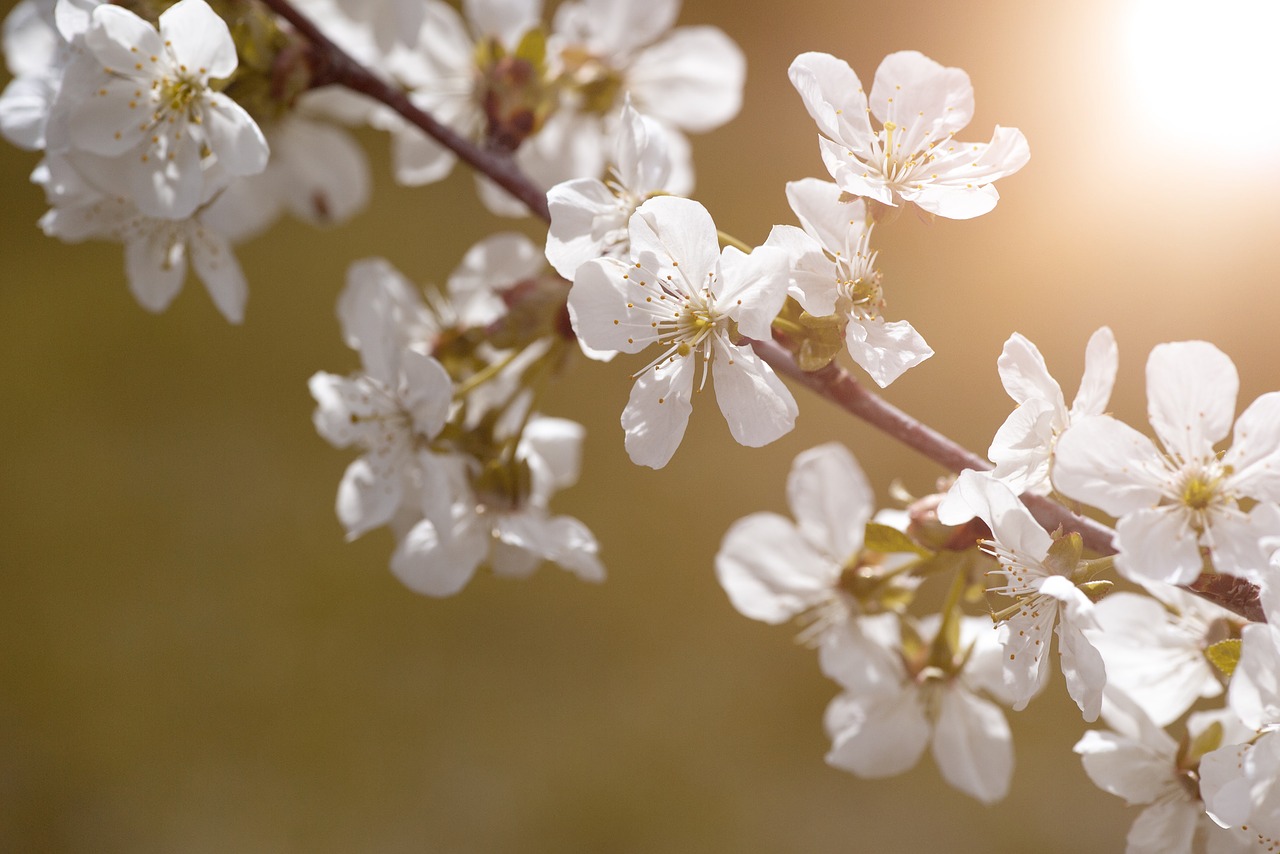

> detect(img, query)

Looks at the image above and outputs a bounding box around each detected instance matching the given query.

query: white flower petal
[1115,506,1204,586]
[1146,341,1238,461]
[712,339,797,448]
[1053,415,1166,517]
[626,27,744,133]
[1070,326,1118,417]
[996,332,1066,410]
[787,442,873,563]
[715,512,836,623]
[621,354,694,469]
[931,687,1013,804]
[844,316,933,388]
[158,0,237,80]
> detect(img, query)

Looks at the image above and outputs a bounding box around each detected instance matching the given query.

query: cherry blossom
[788,50,1029,219]
[35,153,248,321]
[938,469,1106,720]
[764,177,931,386]
[715,443,920,644]
[1075,691,1253,854]
[568,195,795,468]
[545,99,678,281]
[1054,341,1280,586]
[820,613,1014,804]
[52,0,268,219]
[988,327,1117,496]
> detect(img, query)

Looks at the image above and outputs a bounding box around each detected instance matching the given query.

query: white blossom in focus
[568,195,795,469]
[715,442,920,644]
[788,50,1029,220]
[35,153,248,321]
[764,177,932,386]
[988,326,1117,496]
[938,469,1107,720]
[52,0,268,219]
[1054,341,1280,586]
[820,613,1014,804]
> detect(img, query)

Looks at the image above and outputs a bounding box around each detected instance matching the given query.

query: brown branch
[255,0,1264,623]
[258,0,550,221]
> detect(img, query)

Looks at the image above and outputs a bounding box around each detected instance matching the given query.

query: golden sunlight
[1127,0,1280,153]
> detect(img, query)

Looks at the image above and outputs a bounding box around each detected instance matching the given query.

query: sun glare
[1128,0,1280,153]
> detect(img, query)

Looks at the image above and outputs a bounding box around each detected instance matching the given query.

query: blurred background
[3,0,1280,851]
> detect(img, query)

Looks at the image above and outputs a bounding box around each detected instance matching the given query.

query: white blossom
[35,152,248,321]
[1075,692,1253,854]
[988,326,1117,495]
[1054,341,1280,586]
[820,613,1014,804]
[50,0,268,219]
[568,195,795,468]
[788,50,1029,220]
[938,469,1106,720]
[715,443,919,644]
[764,177,931,386]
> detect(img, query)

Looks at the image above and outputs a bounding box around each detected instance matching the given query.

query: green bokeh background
[3,1,1279,851]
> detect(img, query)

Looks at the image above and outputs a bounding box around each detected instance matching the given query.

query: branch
[257,0,1264,623]
[259,0,550,221]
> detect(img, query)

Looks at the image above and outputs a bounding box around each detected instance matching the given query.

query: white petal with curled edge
[988,396,1058,495]
[629,195,719,289]
[763,224,836,317]
[613,101,671,196]
[905,181,1000,220]
[621,355,694,469]
[123,226,186,313]
[1055,608,1106,722]
[0,75,56,150]
[85,4,164,71]
[546,178,624,280]
[500,513,605,582]
[931,687,1013,804]
[787,443,872,563]
[818,136,895,206]
[159,0,238,80]
[716,512,835,623]
[1115,506,1203,586]
[716,244,789,340]
[1227,622,1280,731]
[1207,504,1280,582]
[785,178,866,257]
[188,221,246,323]
[202,93,268,177]
[870,50,974,137]
[391,124,457,186]
[567,257,650,354]
[996,332,1065,410]
[845,316,933,388]
[627,27,744,133]
[937,469,1051,558]
[788,52,874,152]
[712,340,797,449]
[1145,341,1237,462]
[1053,415,1166,517]
[520,416,584,492]
[1071,326,1118,417]
[1225,391,1280,501]
[824,687,930,779]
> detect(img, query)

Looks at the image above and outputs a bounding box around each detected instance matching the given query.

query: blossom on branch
[764,177,932,386]
[938,470,1107,720]
[988,326,1117,496]
[1054,341,1280,587]
[788,50,1029,220]
[568,195,795,468]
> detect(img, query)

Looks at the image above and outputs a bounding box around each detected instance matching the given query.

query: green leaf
[864,522,932,557]
[1206,638,1243,677]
